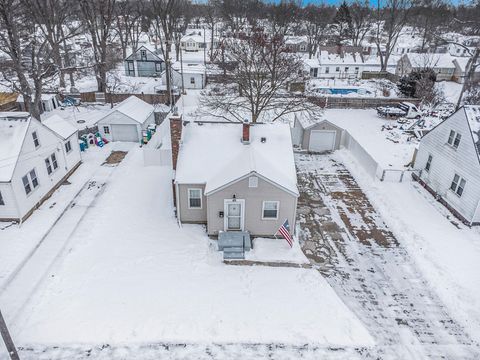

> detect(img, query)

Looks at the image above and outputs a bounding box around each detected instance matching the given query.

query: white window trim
[450,173,466,197]
[103,126,110,134]
[65,140,72,154]
[248,176,258,188]
[425,154,433,173]
[262,200,280,220]
[32,131,40,148]
[187,188,202,209]
[0,190,4,206]
[23,168,40,196]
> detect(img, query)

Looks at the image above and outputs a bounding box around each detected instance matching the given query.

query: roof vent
[261,137,266,143]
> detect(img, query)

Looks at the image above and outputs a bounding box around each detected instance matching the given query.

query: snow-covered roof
[285,36,307,45]
[42,114,77,139]
[0,112,31,182]
[453,58,480,73]
[172,62,206,74]
[405,53,455,69]
[465,106,480,156]
[100,96,154,124]
[17,93,57,103]
[125,45,163,62]
[175,122,298,196]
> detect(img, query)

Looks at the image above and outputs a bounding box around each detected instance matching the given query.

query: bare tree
[302,4,336,59]
[0,0,57,118]
[374,0,414,71]
[24,0,80,89]
[349,0,373,48]
[150,0,189,105]
[79,0,117,92]
[200,32,318,123]
[114,0,145,60]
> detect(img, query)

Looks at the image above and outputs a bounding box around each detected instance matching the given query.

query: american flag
[277,219,293,247]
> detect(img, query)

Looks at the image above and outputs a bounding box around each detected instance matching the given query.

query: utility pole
[203,26,206,65]
[0,309,19,360]
[179,45,185,95]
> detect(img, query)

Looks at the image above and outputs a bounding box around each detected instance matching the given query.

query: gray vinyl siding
[177,183,207,223]
[415,109,480,223]
[302,120,342,150]
[206,176,297,237]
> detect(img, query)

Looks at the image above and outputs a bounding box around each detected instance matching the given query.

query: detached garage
[291,114,343,153]
[97,96,155,143]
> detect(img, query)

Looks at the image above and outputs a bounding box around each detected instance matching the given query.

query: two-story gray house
[172,120,299,237]
[124,46,164,77]
[413,106,480,225]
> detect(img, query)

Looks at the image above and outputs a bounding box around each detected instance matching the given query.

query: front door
[225,200,244,231]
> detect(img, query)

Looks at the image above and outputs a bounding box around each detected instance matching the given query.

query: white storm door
[224,200,245,231]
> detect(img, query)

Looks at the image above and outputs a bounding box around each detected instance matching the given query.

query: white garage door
[111,124,139,142]
[309,130,336,152]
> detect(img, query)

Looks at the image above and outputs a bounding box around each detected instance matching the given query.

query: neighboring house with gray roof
[413,106,480,225]
[124,46,164,77]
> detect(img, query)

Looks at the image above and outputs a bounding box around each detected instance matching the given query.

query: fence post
[380,169,386,181]
[400,171,404,183]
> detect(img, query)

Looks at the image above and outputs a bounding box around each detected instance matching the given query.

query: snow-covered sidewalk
[8,147,372,350]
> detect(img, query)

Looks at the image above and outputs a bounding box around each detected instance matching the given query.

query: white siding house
[17,93,61,112]
[414,106,480,225]
[162,63,206,90]
[96,96,155,142]
[0,112,81,222]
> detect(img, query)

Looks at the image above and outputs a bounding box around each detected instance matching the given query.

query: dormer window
[447,130,461,149]
[32,131,40,148]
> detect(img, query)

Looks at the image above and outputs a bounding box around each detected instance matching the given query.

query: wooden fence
[79,92,169,105]
[361,71,399,82]
[308,96,421,109]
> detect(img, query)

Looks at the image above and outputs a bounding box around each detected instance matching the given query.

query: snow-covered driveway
[296,152,480,359]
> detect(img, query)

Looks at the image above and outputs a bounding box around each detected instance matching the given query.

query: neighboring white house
[173,121,299,237]
[0,112,81,222]
[395,53,456,81]
[17,93,61,112]
[305,51,397,80]
[285,36,308,53]
[448,43,475,57]
[163,63,206,90]
[96,96,155,142]
[180,29,218,52]
[413,106,480,225]
[291,114,344,152]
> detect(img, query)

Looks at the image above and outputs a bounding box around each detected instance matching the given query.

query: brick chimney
[170,114,183,170]
[242,121,250,144]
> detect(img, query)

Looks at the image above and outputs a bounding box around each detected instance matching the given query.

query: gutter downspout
[175,181,182,228]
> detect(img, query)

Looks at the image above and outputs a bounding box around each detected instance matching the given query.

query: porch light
[232,194,236,202]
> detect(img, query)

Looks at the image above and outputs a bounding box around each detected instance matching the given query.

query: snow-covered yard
[325,108,417,168]
[2,147,372,352]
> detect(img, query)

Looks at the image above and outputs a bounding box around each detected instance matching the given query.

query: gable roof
[125,45,163,62]
[405,53,455,69]
[98,96,154,125]
[0,112,31,182]
[42,114,77,139]
[465,105,480,158]
[175,122,299,196]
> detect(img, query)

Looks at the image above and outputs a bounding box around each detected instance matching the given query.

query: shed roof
[99,96,154,125]
[175,122,299,196]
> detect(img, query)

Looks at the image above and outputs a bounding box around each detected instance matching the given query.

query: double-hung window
[103,126,110,134]
[188,188,202,209]
[262,201,279,220]
[450,174,466,197]
[65,140,72,153]
[425,154,433,172]
[0,191,4,205]
[45,153,58,175]
[32,131,40,148]
[22,169,39,195]
[447,130,461,149]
